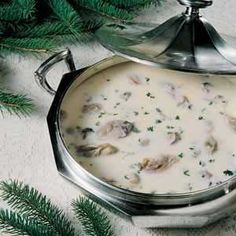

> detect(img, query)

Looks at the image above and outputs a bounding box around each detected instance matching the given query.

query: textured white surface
[1,0,236,235]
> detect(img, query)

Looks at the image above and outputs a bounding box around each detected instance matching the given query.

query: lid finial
[177,0,213,8]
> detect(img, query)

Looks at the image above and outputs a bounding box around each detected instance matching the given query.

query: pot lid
[95,0,236,75]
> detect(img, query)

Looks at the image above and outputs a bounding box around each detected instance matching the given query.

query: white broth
[59,61,236,194]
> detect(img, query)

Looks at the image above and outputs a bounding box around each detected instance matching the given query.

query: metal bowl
[35,49,236,228]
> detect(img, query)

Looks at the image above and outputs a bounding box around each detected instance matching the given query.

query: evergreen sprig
[0,180,75,236]
[0,180,115,236]
[0,0,36,22]
[0,90,34,117]
[72,197,113,236]
[0,210,55,236]
[0,0,162,55]
[0,0,163,117]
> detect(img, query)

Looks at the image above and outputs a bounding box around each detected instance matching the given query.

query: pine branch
[0,0,36,22]
[72,197,113,236]
[49,0,83,39]
[74,0,134,22]
[15,21,73,38]
[0,180,75,236]
[107,0,159,9]
[0,209,54,236]
[0,38,55,54]
[0,90,34,117]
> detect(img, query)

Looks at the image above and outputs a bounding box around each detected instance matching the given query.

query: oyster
[97,120,134,139]
[176,95,192,109]
[202,82,213,93]
[129,76,141,85]
[138,138,150,146]
[228,116,236,132]
[120,91,132,101]
[167,132,182,145]
[140,155,178,172]
[163,82,176,96]
[205,136,218,154]
[82,103,102,114]
[124,173,140,185]
[201,170,213,179]
[76,143,118,157]
[59,110,67,122]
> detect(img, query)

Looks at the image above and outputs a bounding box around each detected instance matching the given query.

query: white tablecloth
[1,0,236,235]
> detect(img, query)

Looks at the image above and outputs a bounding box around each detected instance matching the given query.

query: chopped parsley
[95,121,100,126]
[114,102,120,109]
[184,170,190,176]
[134,111,139,116]
[155,119,162,124]
[178,153,184,158]
[144,112,149,115]
[147,126,154,132]
[132,126,141,133]
[198,116,204,120]
[146,92,155,99]
[223,170,234,176]
[145,77,150,82]
[98,112,105,118]
[175,115,180,120]
[81,128,94,139]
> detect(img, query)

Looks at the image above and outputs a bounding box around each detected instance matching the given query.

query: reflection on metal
[96,0,236,74]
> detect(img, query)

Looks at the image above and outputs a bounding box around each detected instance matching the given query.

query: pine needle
[0,90,34,117]
[107,0,159,9]
[0,0,36,22]
[0,209,55,236]
[72,197,113,236]
[0,37,55,55]
[49,0,83,38]
[0,180,75,236]
[75,0,134,21]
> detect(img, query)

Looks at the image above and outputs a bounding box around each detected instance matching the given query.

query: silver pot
[34,0,236,228]
[34,49,236,228]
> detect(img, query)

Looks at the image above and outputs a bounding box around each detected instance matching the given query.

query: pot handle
[34,48,76,95]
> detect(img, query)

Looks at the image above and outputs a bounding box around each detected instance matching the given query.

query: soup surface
[60,61,236,194]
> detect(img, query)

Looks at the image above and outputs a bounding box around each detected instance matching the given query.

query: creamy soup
[59,61,236,194]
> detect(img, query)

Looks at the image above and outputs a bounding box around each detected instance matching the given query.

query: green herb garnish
[155,119,162,124]
[178,153,184,158]
[146,92,155,99]
[184,170,190,176]
[147,126,154,132]
[132,126,141,133]
[223,170,234,176]
[98,112,105,118]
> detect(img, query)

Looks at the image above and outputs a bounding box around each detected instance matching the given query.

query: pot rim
[49,55,236,206]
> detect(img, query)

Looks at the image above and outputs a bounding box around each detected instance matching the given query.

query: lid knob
[177,0,213,8]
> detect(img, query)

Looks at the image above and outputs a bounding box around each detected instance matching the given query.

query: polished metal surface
[95,0,236,75]
[34,48,76,95]
[35,51,236,227]
[178,0,213,8]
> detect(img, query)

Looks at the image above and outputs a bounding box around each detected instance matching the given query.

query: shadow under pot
[34,48,236,228]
